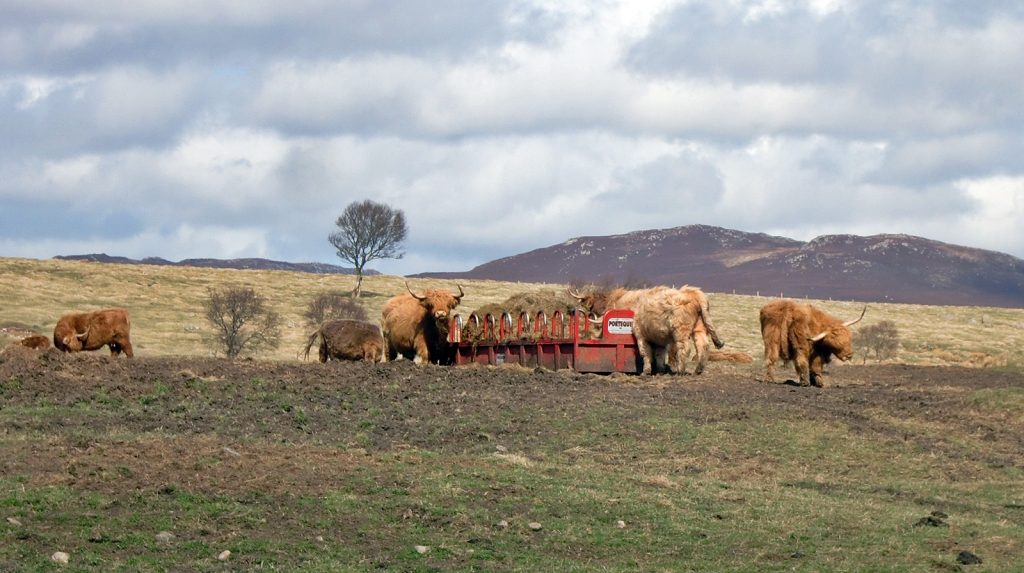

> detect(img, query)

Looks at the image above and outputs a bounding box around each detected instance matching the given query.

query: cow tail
[697,304,725,349]
[302,326,322,361]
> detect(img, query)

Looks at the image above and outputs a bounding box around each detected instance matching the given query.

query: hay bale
[708,350,754,364]
[459,290,580,342]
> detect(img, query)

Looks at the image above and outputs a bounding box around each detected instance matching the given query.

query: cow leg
[383,335,397,362]
[108,333,133,358]
[636,337,655,375]
[762,343,778,383]
[413,338,431,364]
[809,354,826,387]
[691,331,709,375]
[656,345,670,374]
[671,339,689,375]
[794,355,811,386]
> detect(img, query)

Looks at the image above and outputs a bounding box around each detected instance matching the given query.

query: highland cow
[381,283,463,364]
[53,308,133,358]
[759,299,865,387]
[303,319,383,363]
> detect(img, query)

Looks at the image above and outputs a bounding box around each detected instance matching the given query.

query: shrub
[857,320,900,363]
[304,292,368,326]
[203,286,281,358]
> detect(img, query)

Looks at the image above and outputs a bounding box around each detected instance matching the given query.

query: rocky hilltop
[416,225,1024,308]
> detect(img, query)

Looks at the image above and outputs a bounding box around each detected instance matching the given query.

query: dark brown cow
[19,334,52,350]
[759,299,865,387]
[53,308,134,357]
[381,282,463,364]
[302,319,383,363]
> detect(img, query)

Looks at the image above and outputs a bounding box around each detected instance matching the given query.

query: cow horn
[588,311,607,325]
[453,284,464,301]
[75,327,90,340]
[844,306,867,327]
[567,288,584,300]
[405,281,426,301]
[809,331,828,342]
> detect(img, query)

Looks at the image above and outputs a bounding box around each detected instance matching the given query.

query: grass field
[2,257,1023,571]
[2,257,1023,369]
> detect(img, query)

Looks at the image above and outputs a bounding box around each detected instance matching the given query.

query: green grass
[4,368,1023,571]
[2,257,1024,570]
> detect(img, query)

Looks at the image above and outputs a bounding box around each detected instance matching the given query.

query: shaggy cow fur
[571,285,723,375]
[759,299,865,387]
[19,334,51,350]
[303,319,383,363]
[53,308,133,358]
[381,283,463,364]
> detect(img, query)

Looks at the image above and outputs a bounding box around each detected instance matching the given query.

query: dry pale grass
[2,257,1022,368]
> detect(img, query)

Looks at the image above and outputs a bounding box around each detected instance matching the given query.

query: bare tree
[328,200,407,298]
[304,291,368,326]
[203,286,281,358]
[856,320,900,363]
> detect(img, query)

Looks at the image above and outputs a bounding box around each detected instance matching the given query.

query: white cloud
[2,0,1024,273]
[956,176,1024,255]
[91,67,199,135]
[0,223,269,262]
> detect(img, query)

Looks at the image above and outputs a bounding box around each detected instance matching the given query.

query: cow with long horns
[759,299,865,387]
[53,308,134,357]
[381,282,464,364]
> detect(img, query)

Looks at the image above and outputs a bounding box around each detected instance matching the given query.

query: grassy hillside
[2,257,1022,370]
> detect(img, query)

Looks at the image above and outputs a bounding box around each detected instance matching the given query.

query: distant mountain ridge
[54,254,376,276]
[415,225,1024,308]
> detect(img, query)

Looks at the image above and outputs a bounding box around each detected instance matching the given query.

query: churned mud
[2,345,1021,495]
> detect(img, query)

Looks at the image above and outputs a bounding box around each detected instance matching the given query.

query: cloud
[626,1,1024,136]
[2,0,1023,275]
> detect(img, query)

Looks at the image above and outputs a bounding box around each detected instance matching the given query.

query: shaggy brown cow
[381,282,463,364]
[19,334,52,350]
[759,299,865,387]
[53,308,134,357]
[570,285,722,375]
[302,319,383,363]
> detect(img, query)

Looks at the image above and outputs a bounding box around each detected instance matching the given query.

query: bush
[304,292,368,326]
[856,320,900,363]
[203,286,281,358]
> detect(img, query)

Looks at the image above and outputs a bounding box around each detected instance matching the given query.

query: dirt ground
[2,345,1022,499]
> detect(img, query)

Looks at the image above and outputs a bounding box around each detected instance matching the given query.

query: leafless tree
[328,200,407,297]
[203,286,281,358]
[856,320,900,363]
[304,291,368,326]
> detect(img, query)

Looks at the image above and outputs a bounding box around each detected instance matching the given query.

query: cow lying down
[303,319,384,363]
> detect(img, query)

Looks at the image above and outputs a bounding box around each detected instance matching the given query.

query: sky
[2,0,1023,276]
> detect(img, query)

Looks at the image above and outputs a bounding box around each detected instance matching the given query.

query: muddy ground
[3,346,1024,570]
[2,346,1022,498]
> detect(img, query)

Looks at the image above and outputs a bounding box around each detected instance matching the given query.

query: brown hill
[415,225,1024,308]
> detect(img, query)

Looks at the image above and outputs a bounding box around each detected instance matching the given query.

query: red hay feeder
[447,308,641,373]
